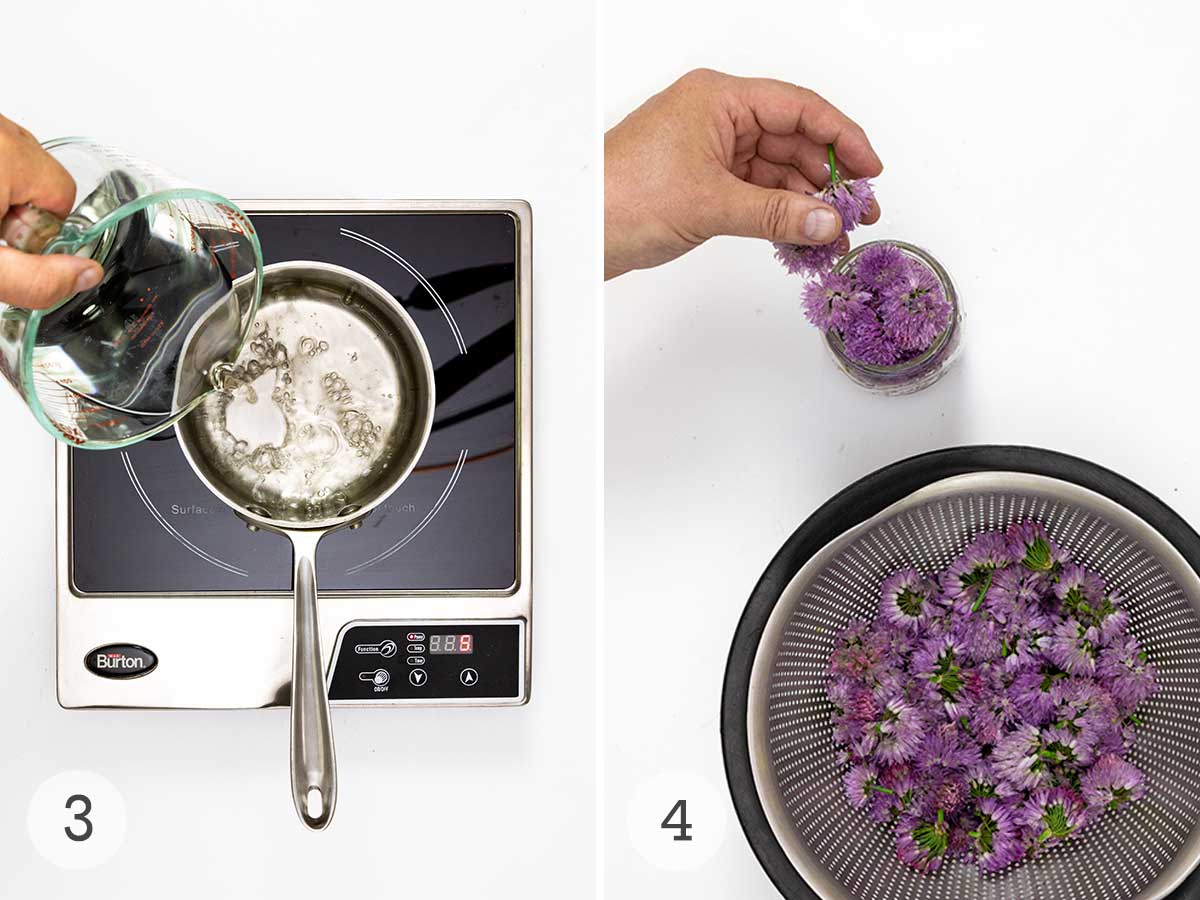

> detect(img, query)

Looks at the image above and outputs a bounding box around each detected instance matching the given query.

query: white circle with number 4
[627,771,729,871]
[27,771,127,870]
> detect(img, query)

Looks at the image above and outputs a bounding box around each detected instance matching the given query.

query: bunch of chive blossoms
[774,174,951,366]
[826,521,1158,875]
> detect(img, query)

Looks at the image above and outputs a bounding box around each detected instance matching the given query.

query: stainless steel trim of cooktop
[55,200,532,710]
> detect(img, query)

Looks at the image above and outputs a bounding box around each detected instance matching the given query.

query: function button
[409,669,428,687]
[354,640,397,659]
[460,668,479,687]
[407,643,425,654]
[407,656,426,666]
[406,632,426,642]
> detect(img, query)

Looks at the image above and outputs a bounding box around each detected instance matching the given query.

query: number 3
[64,794,93,842]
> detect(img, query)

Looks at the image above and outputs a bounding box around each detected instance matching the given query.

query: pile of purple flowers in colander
[826,521,1159,875]
[773,148,951,366]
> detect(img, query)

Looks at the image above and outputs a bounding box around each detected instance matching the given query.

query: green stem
[827,143,840,185]
[972,570,995,612]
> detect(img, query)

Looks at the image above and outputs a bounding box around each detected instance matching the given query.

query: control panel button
[358,669,390,687]
[354,640,397,658]
[407,656,426,666]
[406,632,426,642]
[407,643,425,654]
[409,669,428,687]
[460,668,479,687]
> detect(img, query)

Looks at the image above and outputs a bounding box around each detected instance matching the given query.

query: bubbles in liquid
[189,297,405,523]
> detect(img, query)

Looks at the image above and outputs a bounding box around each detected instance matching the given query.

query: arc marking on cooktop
[338,228,468,355]
[121,452,249,578]
[345,449,468,575]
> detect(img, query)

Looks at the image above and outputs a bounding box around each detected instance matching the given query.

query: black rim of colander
[720,444,1200,900]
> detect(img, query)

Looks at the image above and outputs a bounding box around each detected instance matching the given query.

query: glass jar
[823,240,962,395]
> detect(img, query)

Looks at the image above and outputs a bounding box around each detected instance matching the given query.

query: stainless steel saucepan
[176,260,435,830]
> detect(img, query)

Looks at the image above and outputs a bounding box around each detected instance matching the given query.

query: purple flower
[870,764,918,823]
[846,688,882,722]
[1054,564,1106,602]
[1040,725,1089,768]
[801,272,870,332]
[1007,521,1070,574]
[1009,669,1062,725]
[874,697,926,764]
[1097,635,1158,713]
[992,724,1054,792]
[841,307,900,366]
[880,568,939,632]
[969,797,1025,872]
[773,240,840,279]
[916,723,983,773]
[912,634,971,713]
[828,620,883,682]
[965,764,1017,801]
[1044,618,1098,677]
[896,809,951,873]
[968,689,1022,746]
[819,177,876,234]
[988,565,1045,624]
[843,762,885,810]
[879,261,951,352]
[853,242,911,293]
[1081,754,1146,813]
[1053,564,1130,643]
[940,533,1014,611]
[1017,787,1088,848]
[953,613,1002,664]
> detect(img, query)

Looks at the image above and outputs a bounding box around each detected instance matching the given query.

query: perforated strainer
[723,447,1200,900]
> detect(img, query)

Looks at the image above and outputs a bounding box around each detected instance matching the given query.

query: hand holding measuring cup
[0,114,102,308]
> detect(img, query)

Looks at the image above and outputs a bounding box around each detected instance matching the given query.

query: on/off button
[406,632,426,642]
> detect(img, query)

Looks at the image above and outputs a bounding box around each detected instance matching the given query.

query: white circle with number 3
[627,771,729,871]
[27,771,127,870]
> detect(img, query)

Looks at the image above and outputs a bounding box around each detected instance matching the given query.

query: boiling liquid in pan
[189,295,403,522]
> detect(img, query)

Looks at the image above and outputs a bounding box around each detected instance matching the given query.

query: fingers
[0,246,102,310]
[744,157,819,194]
[702,174,843,246]
[0,114,76,216]
[731,78,883,179]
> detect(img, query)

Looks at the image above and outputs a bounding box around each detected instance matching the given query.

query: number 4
[661,799,693,842]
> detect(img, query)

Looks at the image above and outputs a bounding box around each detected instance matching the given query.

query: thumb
[704,176,843,246]
[0,246,103,310]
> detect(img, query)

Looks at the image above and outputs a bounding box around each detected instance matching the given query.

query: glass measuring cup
[0,138,263,447]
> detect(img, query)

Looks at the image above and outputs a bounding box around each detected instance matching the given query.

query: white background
[1,1,597,898]
[605,1,1200,897]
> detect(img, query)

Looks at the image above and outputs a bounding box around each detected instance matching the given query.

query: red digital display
[429,633,474,655]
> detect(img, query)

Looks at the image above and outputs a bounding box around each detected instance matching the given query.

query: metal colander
[723,448,1200,900]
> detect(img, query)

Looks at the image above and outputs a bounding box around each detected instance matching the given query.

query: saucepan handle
[289,531,337,830]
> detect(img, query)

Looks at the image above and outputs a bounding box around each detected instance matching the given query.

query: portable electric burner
[55,200,532,709]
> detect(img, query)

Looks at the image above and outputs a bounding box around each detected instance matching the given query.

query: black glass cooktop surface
[70,211,520,593]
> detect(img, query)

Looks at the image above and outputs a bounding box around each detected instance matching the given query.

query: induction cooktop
[55,201,532,710]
